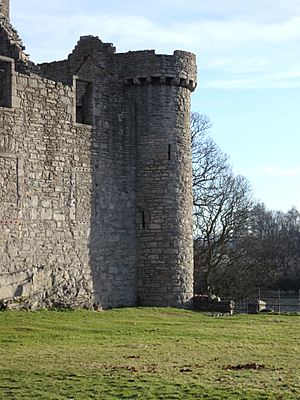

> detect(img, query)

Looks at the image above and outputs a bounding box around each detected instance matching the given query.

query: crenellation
[0,4,197,310]
[115,49,197,91]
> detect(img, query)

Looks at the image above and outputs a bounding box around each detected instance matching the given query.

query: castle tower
[0,2,197,310]
[120,50,197,307]
[0,0,9,19]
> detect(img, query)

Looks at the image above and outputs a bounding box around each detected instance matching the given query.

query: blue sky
[11,0,300,212]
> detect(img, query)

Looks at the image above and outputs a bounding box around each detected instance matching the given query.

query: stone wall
[0,60,95,308]
[0,54,139,309]
[0,0,9,20]
[0,7,197,309]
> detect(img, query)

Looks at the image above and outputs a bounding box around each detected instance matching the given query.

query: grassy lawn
[0,308,299,399]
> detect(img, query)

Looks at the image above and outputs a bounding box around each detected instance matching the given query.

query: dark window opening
[168,144,172,160]
[166,77,174,85]
[0,60,12,108]
[188,80,194,89]
[142,211,146,229]
[76,79,93,124]
[180,78,187,87]
[151,76,160,85]
[137,206,148,230]
[138,77,147,85]
[126,78,134,86]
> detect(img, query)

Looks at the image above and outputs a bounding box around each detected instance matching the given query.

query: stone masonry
[0,0,197,309]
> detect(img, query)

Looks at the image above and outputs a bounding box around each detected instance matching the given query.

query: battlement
[115,49,197,92]
[123,75,196,91]
[38,38,197,92]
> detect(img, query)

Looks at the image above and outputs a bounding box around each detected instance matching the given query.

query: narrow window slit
[168,144,172,160]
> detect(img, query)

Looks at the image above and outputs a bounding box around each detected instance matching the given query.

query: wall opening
[76,79,93,124]
[180,78,188,87]
[168,144,172,160]
[142,211,146,229]
[166,77,174,85]
[138,77,147,85]
[0,60,12,108]
[151,76,160,85]
[137,206,149,230]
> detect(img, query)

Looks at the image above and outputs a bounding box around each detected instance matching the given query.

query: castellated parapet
[0,1,197,309]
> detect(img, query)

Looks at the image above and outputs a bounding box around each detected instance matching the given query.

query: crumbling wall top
[0,0,9,20]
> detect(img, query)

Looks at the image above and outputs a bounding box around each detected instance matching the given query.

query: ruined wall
[0,40,139,309]
[0,58,98,308]
[0,5,197,309]
[69,39,138,309]
[0,6,31,74]
[40,36,139,308]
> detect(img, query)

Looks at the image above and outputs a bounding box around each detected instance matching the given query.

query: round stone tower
[119,49,197,307]
[0,0,9,19]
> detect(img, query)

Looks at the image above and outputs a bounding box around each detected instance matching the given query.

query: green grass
[0,308,299,399]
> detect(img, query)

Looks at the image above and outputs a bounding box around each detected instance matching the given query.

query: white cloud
[184,17,300,50]
[204,78,260,90]
[204,75,300,90]
[155,0,300,24]
[262,165,300,177]
[12,2,300,90]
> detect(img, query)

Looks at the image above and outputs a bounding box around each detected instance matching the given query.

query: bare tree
[191,112,253,294]
[191,112,228,193]
[192,112,300,296]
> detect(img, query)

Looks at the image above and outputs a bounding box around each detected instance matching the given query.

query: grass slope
[0,308,299,399]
